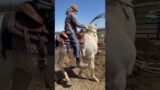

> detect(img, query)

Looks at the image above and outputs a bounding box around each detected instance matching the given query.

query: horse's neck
[84,32,98,43]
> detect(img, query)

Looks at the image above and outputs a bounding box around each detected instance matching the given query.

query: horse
[55,24,100,83]
[0,5,54,90]
[106,0,136,90]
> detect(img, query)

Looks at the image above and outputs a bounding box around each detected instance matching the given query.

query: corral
[127,0,160,90]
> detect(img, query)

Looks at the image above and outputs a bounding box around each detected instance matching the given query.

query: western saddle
[10,2,51,69]
[9,3,49,42]
[57,31,84,52]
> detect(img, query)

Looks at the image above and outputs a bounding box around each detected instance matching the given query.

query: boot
[76,58,88,68]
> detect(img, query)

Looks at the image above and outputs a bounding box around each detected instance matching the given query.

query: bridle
[80,26,98,40]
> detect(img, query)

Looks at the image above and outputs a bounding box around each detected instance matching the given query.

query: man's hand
[82,25,88,30]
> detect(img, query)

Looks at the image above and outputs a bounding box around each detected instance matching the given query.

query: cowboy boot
[76,58,88,68]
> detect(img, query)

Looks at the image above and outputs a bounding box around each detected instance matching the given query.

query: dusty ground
[126,39,160,90]
[55,49,105,90]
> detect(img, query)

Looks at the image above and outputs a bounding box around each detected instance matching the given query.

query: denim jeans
[68,33,80,60]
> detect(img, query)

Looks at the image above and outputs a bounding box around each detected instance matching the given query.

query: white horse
[106,0,136,90]
[0,13,54,90]
[56,24,99,82]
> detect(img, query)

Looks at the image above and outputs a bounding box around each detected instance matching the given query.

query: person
[64,4,88,68]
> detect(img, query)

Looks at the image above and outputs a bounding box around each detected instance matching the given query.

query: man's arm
[70,13,85,28]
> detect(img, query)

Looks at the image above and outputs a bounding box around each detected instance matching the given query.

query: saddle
[58,32,84,49]
[1,2,53,64]
[9,3,49,42]
[20,3,44,25]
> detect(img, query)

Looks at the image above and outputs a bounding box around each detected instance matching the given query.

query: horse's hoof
[65,78,70,82]
[55,83,58,87]
[64,72,70,82]
[93,76,100,83]
[95,79,100,83]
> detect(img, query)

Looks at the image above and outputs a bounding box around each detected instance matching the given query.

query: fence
[97,28,105,49]
[134,3,160,39]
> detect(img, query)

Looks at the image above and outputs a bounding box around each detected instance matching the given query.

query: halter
[81,26,97,39]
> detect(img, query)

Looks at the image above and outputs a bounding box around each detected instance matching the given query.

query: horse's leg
[78,57,87,77]
[89,55,99,83]
[78,56,87,77]
[57,47,70,82]
[10,68,32,90]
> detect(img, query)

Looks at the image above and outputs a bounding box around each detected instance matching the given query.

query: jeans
[68,33,80,60]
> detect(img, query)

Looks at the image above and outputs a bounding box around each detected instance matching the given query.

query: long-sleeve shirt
[64,8,85,34]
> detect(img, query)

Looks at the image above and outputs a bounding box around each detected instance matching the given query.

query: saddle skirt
[57,32,84,49]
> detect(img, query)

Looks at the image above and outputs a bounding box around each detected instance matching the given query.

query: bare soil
[55,49,105,90]
[126,39,160,90]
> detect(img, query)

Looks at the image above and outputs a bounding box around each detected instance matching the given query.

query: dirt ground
[126,39,160,90]
[54,38,160,90]
[55,49,105,90]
